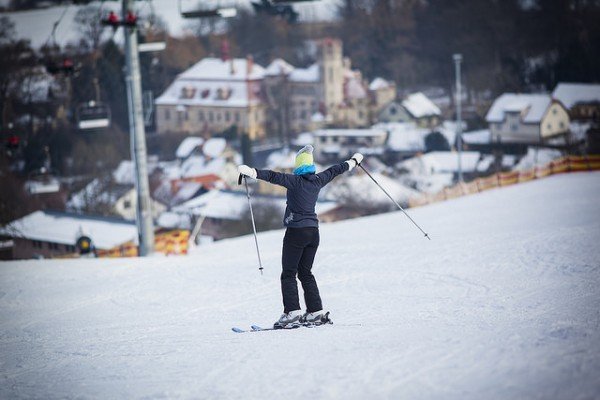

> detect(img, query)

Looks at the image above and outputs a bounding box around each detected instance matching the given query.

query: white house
[378,92,442,128]
[486,93,570,143]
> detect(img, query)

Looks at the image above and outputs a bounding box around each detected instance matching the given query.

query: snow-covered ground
[1,172,600,399]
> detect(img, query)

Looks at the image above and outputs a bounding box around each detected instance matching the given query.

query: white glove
[238,164,257,179]
[345,153,364,171]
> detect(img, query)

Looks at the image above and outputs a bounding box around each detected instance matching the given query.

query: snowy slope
[1,172,600,399]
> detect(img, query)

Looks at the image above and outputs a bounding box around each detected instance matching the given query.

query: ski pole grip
[238,174,243,185]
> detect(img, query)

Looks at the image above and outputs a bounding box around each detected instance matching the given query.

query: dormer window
[216,87,232,100]
[201,89,210,99]
[180,86,196,99]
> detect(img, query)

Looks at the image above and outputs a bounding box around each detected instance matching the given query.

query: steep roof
[155,57,265,108]
[485,93,552,124]
[401,92,441,118]
[552,82,600,109]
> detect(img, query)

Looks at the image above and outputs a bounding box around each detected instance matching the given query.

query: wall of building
[541,102,570,139]
[490,111,540,142]
[156,104,266,140]
[12,238,77,259]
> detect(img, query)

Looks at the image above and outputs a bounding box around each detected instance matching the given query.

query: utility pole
[453,53,463,183]
[123,0,154,256]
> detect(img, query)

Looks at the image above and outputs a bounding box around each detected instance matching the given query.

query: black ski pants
[281,227,322,313]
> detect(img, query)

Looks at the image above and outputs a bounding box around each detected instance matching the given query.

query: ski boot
[301,310,332,326]
[273,310,302,329]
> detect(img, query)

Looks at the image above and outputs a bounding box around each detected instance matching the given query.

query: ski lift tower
[122,0,154,256]
[453,53,463,183]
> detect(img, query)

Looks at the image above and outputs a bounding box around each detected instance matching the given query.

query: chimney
[246,55,254,77]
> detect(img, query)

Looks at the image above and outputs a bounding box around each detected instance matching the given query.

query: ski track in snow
[1,172,599,399]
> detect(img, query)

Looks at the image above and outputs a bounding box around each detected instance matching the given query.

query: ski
[232,313,334,333]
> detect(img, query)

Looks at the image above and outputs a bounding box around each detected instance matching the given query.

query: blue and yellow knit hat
[293,145,316,175]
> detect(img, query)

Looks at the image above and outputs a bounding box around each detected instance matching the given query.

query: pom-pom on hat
[293,145,316,175]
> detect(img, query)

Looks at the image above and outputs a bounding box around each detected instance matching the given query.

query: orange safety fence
[409,155,600,208]
[94,229,190,258]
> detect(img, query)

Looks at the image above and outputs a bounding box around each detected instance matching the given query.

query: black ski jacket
[256,162,349,228]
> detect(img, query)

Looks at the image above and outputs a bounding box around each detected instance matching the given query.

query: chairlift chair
[76,101,111,130]
[178,0,237,18]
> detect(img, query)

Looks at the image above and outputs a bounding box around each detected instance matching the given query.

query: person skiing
[237,145,363,328]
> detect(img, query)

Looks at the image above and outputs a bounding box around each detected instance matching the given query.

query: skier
[238,145,363,328]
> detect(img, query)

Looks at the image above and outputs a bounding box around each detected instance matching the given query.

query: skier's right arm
[255,169,295,189]
[238,164,295,188]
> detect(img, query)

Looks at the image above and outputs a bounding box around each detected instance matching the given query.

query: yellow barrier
[409,155,600,208]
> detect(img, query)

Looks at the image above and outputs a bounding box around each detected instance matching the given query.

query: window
[184,111,189,121]
[511,124,518,132]
[209,111,214,122]
[198,110,204,121]
[225,111,231,122]
[547,123,552,130]
[235,112,240,123]
[124,200,131,209]
[552,108,557,115]
[165,109,170,121]
[559,121,565,129]
[216,112,222,122]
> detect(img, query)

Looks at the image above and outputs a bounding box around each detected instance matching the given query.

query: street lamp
[453,53,463,183]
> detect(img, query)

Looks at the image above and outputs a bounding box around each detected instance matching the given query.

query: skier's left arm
[316,153,363,187]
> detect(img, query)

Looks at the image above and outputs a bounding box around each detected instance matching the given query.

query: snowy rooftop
[552,82,600,109]
[462,129,492,145]
[314,128,387,138]
[289,64,320,83]
[345,72,367,100]
[373,122,428,152]
[486,93,552,123]
[369,77,392,91]
[178,58,265,81]
[112,159,159,185]
[176,137,205,159]
[0,210,137,249]
[172,189,338,220]
[402,92,442,118]
[398,151,492,175]
[157,80,259,108]
[264,59,295,76]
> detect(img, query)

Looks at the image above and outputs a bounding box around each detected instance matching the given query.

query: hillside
[1,172,599,399]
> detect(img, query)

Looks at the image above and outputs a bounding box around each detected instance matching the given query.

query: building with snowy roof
[486,93,570,143]
[0,210,138,259]
[552,83,600,122]
[312,128,388,162]
[155,56,267,140]
[377,92,441,128]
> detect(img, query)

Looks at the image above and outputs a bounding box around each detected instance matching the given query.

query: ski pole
[238,174,264,274]
[358,164,431,240]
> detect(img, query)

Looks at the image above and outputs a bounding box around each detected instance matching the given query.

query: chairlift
[76,101,111,130]
[251,0,299,23]
[178,0,237,19]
